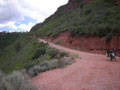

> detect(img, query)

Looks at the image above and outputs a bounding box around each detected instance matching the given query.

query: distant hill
[0,32,23,49]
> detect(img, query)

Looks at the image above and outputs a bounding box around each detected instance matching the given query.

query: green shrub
[71,53,79,59]
[58,57,73,68]
[41,54,51,60]
[27,57,73,77]
[38,42,48,48]
[0,71,4,84]
[75,0,83,2]
[0,71,37,90]
[47,48,58,58]
[59,51,68,58]
[15,42,22,53]
[105,33,113,43]
[32,47,46,60]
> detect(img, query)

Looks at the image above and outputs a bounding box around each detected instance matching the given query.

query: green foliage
[0,35,46,74]
[71,53,79,59]
[27,57,73,77]
[47,48,59,58]
[30,0,120,40]
[0,71,37,90]
[0,32,23,49]
[15,42,22,53]
[59,51,68,58]
[0,71,4,84]
[32,47,46,60]
[105,33,113,43]
[75,0,84,2]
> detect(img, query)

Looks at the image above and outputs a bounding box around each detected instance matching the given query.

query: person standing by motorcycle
[109,49,116,61]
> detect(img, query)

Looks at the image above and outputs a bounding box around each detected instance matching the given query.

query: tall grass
[0,71,37,90]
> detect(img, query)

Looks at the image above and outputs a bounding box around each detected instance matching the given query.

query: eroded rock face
[44,32,120,54]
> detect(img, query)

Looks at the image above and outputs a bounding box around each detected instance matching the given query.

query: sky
[0,0,68,32]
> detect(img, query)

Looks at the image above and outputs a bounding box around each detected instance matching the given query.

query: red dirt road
[32,39,120,90]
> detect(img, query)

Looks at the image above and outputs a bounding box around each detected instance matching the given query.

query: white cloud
[19,22,35,31]
[0,22,18,29]
[0,0,68,32]
[0,0,68,23]
[9,30,14,33]
[7,22,18,29]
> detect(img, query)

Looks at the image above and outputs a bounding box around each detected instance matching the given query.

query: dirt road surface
[32,39,120,90]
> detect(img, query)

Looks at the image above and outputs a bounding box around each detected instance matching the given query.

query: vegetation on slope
[0,31,74,90]
[30,0,120,42]
[0,32,23,49]
[0,71,37,90]
[0,35,41,73]
[0,33,73,74]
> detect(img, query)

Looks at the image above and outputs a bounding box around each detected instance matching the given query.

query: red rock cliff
[44,32,120,55]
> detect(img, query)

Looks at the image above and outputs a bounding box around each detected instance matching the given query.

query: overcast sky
[0,0,68,32]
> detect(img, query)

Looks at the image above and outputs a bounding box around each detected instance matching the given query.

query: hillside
[0,32,23,49]
[30,0,120,54]
[30,0,120,37]
[0,33,72,75]
[0,35,40,73]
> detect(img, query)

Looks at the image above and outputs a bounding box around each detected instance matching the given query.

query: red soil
[32,39,120,90]
[44,32,120,55]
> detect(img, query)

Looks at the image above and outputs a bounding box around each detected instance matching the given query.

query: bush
[32,47,46,59]
[0,71,37,90]
[27,57,73,77]
[58,57,73,68]
[15,42,22,52]
[38,42,48,48]
[41,54,51,60]
[105,33,112,43]
[75,0,84,2]
[47,48,58,58]
[0,71,4,84]
[59,51,68,58]
[71,53,79,59]
[27,68,35,77]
